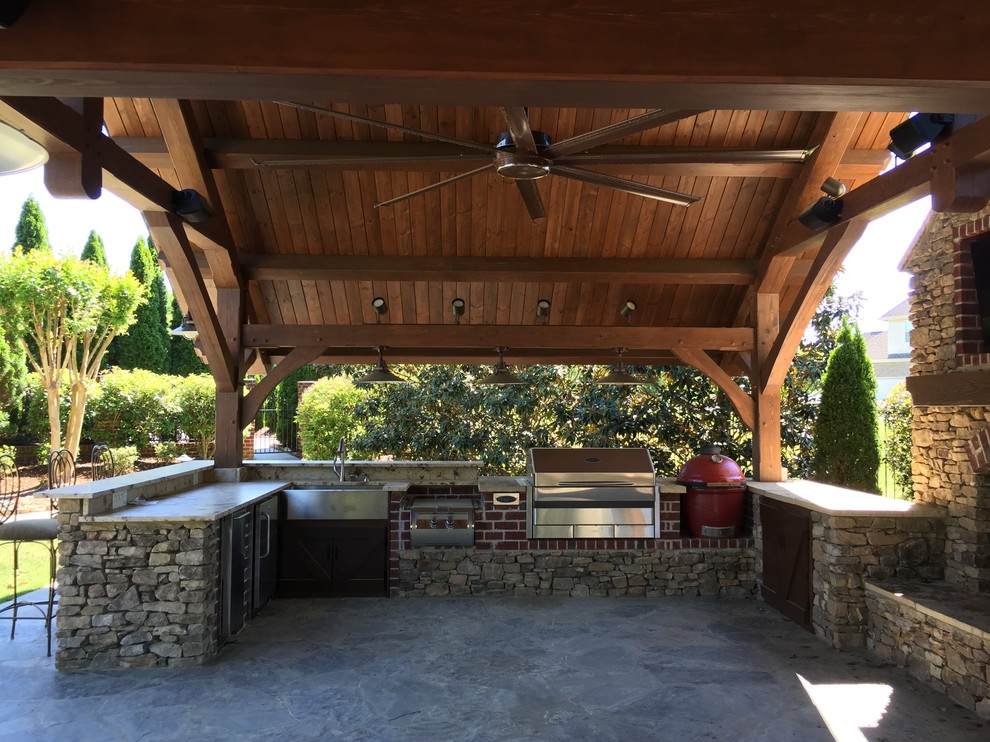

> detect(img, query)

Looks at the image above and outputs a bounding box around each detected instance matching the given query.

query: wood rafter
[241,325,754,352]
[145,211,236,392]
[240,346,327,429]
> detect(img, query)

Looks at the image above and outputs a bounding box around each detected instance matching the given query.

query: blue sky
[0,167,931,333]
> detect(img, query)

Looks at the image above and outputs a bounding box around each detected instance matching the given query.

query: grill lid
[529,448,655,487]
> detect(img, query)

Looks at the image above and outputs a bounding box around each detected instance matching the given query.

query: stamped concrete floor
[1,596,986,741]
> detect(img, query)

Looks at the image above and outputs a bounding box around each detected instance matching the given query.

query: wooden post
[753,293,783,481]
[213,287,244,469]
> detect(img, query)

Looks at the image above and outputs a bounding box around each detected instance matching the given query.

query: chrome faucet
[333,437,346,482]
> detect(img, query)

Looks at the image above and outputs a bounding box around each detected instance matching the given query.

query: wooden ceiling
[1,2,989,375]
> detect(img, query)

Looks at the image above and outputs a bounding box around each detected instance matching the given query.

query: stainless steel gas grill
[527,448,658,539]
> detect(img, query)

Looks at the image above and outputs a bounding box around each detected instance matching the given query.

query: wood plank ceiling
[101,100,898,365]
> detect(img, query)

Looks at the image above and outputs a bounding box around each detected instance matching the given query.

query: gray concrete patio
[1,595,986,741]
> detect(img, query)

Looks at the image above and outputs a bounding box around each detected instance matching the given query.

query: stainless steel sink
[284,487,388,520]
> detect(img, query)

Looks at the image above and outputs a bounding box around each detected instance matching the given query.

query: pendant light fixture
[0,120,48,175]
[169,312,198,339]
[595,348,646,386]
[475,347,526,386]
[355,346,407,385]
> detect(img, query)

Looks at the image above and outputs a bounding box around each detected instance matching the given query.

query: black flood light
[887,113,955,160]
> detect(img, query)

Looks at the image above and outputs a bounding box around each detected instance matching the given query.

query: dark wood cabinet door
[760,498,812,630]
[278,521,387,598]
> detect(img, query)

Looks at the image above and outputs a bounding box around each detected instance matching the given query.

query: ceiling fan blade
[374,164,493,209]
[514,179,546,220]
[279,101,497,153]
[553,165,701,207]
[500,107,539,153]
[546,109,706,158]
[556,147,812,166]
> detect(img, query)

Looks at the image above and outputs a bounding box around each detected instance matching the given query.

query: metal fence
[252,403,298,455]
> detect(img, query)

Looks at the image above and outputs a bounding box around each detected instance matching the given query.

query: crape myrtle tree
[107,236,169,372]
[0,249,144,455]
[12,195,50,253]
[812,322,881,492]
[80,230,109,267]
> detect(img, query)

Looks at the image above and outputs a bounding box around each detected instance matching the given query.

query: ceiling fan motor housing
[494,130,554,180]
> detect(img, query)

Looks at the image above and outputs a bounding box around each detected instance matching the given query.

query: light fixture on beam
[797,177,847,231]
[595,348,646,386]
[536,298,551,324]
[371,296,388,324]
[355,346,406,385]
[0,120,48,175]
[169,312,198,339]
[170,188,212,223]
[620,300,637,323]
[475,347,526,386]
[451,298,466,324]
[887,113,955,160]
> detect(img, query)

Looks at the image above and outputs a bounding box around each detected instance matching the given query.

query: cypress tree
[80,230,109,267]
[105,237,170,372]
[12,195,50,252]
[812,323,881,493]
[168,294,207,375]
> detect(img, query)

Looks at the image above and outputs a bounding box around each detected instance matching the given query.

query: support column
[214,287,244,469]
[753,293,783,481]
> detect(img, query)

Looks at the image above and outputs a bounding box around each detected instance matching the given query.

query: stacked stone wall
[811,512,944,648]
[397,548,756,598]
[866,587,990,719]
[55,513,220,670]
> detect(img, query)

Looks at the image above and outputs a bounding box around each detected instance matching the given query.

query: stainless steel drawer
[533,506,654,526]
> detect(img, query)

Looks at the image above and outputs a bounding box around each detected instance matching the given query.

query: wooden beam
[240,346,328,429]
[3,3,990,110]
[43,97,103,199]
[150,98,242,290]
[762,220,869,392]
[906,372,990,406]
[264,348,685,365]
[753,293,782,481]
[145,211,236,392]
[241,255,759,285]
[672,348,755,430]
[241,325,754,352]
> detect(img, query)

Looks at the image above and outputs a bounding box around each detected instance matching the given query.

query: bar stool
[91,444,114,481]
[0,453,59,656]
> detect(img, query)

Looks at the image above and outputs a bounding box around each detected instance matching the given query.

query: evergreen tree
[12,195,50,252]
[80,230,109,267]
[105,237,169,372]
[812,323,881,492]
[168,294,207,375]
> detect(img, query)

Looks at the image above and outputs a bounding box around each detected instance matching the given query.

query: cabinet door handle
[259,511,272,558]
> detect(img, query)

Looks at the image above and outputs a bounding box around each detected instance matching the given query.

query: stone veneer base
[397,547,756,598]
[865,580,990,719]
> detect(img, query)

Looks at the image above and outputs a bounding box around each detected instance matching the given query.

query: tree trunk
[65,380,88,458]
[45,378,62,451]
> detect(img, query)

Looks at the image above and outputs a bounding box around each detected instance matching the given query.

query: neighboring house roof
[865,330,888,362]
[881,299,909,320]
[873,359,911,379]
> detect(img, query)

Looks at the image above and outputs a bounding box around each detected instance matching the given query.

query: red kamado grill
[677,445,747,538]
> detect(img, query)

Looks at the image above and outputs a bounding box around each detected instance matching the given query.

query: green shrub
[880,383,913,499]
[36,441,50,466]
[0,444,15,462]
[154,441,179,464]
[23,375,70,442]
[84,369,178,446]
[296,377,368,460]
[173,374,216,459]
[108,445,139,475]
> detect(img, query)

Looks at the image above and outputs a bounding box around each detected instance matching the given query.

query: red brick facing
[953,221,990,359]
[964,428,990,474]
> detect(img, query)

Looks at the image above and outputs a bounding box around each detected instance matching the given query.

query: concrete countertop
[477,476,531,492]
[81,481,291,523]
[747,480,943,518]
[40,460,215,500]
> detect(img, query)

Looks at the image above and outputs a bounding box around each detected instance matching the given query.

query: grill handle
[556,480,637,487]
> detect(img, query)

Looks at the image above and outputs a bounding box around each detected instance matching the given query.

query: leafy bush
[173,374,216,459]
[296,377,368,460]
[154,441,179,464]
[36,441,50,466]
[22,375,70,443]
[108,445,139,475]
[880,383,913,499]
[85,369,178,446]
[0,444,15,462]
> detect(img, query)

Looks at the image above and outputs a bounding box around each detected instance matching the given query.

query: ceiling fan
[276,102,711,220]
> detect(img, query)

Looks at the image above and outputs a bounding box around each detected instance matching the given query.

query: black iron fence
[252,403,298,455]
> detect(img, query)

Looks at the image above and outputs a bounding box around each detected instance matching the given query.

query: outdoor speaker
[0,1,31,28]
[887,113,954,160]
[171,189,213,223]
[798,197,843,231]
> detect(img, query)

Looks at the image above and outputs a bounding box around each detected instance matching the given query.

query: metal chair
[90,444,114,481]
[0,453,58,656]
